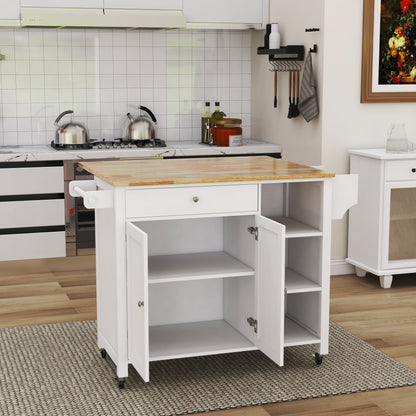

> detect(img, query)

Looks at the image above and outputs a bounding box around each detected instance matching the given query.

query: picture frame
[361,0,416,102]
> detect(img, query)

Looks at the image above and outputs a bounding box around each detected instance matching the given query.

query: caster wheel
[117,379,125,389]
[100,349,107,359]
[314,353,323,365]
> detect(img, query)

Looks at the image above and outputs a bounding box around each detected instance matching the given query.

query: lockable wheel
[314,353,323,365]
[100,349,107,359]
[117,378,126,389]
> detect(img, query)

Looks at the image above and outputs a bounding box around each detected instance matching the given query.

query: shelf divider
[148,251,254,284]
[285,268,321,293]
[270,216,322,238]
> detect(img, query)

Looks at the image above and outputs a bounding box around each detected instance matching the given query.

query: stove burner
[50,140,93,150]
[51,138,167,150]
[135,139,166,148]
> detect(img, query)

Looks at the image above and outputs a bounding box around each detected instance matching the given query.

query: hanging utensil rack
[257,45,304,71]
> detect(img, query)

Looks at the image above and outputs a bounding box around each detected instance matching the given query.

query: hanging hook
[309,44,318,53]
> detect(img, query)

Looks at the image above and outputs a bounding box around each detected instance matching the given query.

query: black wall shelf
[257,45,304,62]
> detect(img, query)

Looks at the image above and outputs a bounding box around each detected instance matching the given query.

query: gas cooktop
[50,138,167,150]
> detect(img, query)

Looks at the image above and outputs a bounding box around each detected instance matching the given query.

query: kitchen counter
[0,140,281,162]
[79,156,334,187]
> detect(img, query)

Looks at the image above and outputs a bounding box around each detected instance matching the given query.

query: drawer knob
[192,196,199,203]
[138,301,144,307]
[412,168,416,173]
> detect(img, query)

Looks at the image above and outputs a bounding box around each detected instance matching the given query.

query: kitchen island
[70,156,357,387]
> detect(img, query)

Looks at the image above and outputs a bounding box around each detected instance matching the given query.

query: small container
[269,23,280,50]
[210,118,242,147]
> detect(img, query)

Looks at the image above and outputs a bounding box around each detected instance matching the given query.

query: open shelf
[271,216,322,238]
[148,252,254,284]
[149,320,256,361]
[257,45,304,61]
[285,268,321,293]
[284,317,320,347]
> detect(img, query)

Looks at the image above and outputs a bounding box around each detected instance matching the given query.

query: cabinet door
[126,222,149,382]
[21,0,103,8]
[382,182,416,269]
[104,0,182,10]
[183,0,264,24]
[255,215,285,366]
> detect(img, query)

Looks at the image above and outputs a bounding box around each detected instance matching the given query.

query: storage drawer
[126,184,258,218]
[0,166,64,195]
[0,231,66,261]
[385,160,416,181]
[0,199,64,228]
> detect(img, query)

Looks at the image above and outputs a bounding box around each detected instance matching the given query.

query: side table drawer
[126,184,258,218]
[385,160,416,181]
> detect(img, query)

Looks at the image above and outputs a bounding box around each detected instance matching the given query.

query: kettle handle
[139,106,157,124]
[54,110,74,126]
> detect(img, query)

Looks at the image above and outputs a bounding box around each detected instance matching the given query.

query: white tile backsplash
[0,28,251,145]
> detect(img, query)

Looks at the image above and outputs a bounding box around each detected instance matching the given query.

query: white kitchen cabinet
[183,0,267,28]
[20,0,103,8]
[70,156,357,387]
[104,0,182,10]
[0,161,66,261]
[348,149,416,288]
[0,0,20,26]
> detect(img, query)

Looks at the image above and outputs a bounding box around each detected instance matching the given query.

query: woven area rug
[1,321,415,416]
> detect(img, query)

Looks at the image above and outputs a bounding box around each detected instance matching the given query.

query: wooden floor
[0,256,415,415]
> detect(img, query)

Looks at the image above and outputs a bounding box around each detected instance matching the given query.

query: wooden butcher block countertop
[78,156,335,187]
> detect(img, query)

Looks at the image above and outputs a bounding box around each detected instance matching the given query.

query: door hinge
[247,226,258,240]
[247,317,258,333]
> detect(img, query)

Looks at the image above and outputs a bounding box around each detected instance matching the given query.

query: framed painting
[361,0,416,102]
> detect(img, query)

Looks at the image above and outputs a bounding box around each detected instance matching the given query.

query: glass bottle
[211,101,226,120]
[201,102,211,144]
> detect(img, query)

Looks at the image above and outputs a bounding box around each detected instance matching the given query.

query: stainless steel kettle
[54,110,89,146]
[126,106,157,141]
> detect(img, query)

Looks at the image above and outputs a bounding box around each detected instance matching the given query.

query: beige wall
[251,0,325,166]
[322,0,416,260]
[253,0,416,263]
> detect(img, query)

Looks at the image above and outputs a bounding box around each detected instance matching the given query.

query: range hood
[20,7,186,29]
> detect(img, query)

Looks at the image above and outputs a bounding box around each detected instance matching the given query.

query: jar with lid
[210,118,242,147]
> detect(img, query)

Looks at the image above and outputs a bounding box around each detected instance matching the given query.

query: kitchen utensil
[126,105,157,141]
[288,71,293,118]
[274,70,277,108]
[54,110,90,146]
[291,70,300,118]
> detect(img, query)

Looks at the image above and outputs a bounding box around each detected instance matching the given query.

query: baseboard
[331,259,355,276]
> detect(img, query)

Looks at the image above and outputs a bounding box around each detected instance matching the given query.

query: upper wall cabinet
[0,0,20,26]
[103,0,182,10]
[20,0,103,7]
[183,0,268,29]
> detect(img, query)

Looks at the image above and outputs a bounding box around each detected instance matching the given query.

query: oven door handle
[69,180,113,209]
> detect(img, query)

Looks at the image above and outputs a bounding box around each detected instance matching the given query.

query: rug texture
[0,320,415,416]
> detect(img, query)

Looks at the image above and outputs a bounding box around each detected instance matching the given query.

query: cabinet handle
[138,301,144,307]
[192,196,199,203]
[412,168,416,173]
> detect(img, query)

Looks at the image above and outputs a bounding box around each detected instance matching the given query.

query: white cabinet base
[355,266,367,277]
[379,275,393,289]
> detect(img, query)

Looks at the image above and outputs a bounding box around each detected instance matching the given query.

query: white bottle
[269,23,281,50]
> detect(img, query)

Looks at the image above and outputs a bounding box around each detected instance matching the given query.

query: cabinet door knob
[192,196,199,203]
[412,168,416,173]
[138,301,144,307]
